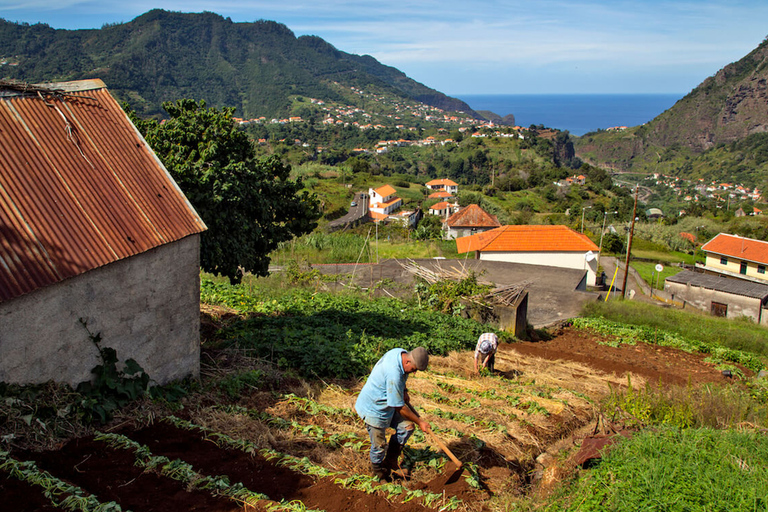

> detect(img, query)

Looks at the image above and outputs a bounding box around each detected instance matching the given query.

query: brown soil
[509,325,751,386]
[2,325,753,511]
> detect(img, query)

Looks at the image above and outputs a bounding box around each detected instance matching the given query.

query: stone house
[442,204,500,240]
[0,79,207,386]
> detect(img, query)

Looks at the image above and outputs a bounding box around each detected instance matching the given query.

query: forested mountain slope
[0,9,480,119]
[576,35,768,182]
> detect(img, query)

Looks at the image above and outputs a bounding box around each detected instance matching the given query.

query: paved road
[328,192,369,230]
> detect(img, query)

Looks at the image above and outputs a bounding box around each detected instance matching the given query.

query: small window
[720,256,728,265]
[740,261,748,275]
[759,265,766,274]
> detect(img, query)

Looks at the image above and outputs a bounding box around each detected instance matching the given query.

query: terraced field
[1,321,744,512]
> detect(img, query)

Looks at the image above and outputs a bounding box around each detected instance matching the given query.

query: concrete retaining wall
[0,235,201,386]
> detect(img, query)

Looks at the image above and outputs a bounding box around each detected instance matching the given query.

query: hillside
[0,9,481,120]
[575,35,768,183]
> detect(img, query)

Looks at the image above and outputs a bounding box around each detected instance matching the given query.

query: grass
[545,427,768,512]
[582,300,768,360]
[630,260,686,289]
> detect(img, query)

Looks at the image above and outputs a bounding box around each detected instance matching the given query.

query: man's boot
[384,437,410,480]
[371,462,390,481]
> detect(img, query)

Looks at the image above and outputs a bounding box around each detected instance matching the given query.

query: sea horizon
[457,93,684,136]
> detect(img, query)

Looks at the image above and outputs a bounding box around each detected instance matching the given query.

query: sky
[1,0,767,96]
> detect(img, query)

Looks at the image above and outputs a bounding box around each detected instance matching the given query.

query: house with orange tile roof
[425,179,459,195]
[428,190,455,200]
[428,201,456,218]
[700,233,768,282]
[369,184,402,217]
[456,225,600,286]
[443,204,500,240]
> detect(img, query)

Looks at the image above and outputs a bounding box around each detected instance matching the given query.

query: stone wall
[665,280,768,324]
[0,235,201,386]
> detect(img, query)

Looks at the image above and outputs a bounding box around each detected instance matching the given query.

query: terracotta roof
[373,184,397,197]
[426,179,458,187]
[429,201,452,210]
[456,225,599,254]
[701,233,768,265]
[445,204,500,228]
[0,79,206,303]
[428,190,453,199]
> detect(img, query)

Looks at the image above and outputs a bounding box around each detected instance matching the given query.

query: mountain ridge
[0,9,482,120]
[575,35,768,183]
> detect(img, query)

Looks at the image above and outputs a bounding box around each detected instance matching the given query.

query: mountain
[0,10,481,119]
[575,35,768,182]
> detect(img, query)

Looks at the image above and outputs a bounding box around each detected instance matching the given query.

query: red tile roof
[428,190,453,199]
[0,79,206,302]
[456,225,598,254]
[445,204,499,228]
[701,233,768,265]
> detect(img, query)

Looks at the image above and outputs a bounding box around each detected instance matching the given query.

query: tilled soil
[508,325,751,386]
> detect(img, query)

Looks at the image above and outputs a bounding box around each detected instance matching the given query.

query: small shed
[665,270,768,324]
[0,79,207,386]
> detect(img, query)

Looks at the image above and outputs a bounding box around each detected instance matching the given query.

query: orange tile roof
[374,184,397,197]
[429,201,452,210]
[426,179,458,187]
[456,225,599,254]
[368,211,388,221]
[445,204,500,228]
[428,190,453,199]
[701,233,768,265]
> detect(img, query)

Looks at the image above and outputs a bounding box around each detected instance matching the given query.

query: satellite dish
[655,264,663,272]
[585,251,596,262]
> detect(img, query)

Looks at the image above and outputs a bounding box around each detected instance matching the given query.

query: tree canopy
[130,99,321,283]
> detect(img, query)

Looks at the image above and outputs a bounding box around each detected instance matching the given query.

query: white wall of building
[478,250,598,286]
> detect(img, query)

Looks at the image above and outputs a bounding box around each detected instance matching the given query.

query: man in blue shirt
[355,346,431,480]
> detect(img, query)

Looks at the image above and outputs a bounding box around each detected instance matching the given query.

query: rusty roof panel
[0,80,206,303]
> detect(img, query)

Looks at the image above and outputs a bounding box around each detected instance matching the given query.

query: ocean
[458,94,683,136]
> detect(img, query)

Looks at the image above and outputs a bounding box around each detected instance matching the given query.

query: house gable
[0,79,206,303]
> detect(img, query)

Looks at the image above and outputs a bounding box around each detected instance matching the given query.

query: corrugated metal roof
[456,225,599,254]
[0,79,206,303]
[666,270,768,300]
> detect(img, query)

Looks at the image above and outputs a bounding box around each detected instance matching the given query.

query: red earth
[509,325,751,386]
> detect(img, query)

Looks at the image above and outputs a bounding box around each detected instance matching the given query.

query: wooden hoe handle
[427,430,462,468]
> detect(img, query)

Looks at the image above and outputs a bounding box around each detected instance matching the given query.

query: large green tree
[131,99,320,283]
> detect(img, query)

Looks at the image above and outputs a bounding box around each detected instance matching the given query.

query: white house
[425,179,459,195]
[456,225,600,286]
[0,79,207,386]
[369,184,402,216]
[428,201,456,218]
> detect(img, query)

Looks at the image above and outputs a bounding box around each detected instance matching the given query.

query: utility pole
[581,206,592,233]
[621,185,639,299]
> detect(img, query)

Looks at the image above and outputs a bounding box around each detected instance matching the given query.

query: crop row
[0,451,123,512]
[94,431,313,512]
[165,416,464,510]
[220,404,482,489]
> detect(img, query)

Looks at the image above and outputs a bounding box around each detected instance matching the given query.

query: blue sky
[1,0,767,96]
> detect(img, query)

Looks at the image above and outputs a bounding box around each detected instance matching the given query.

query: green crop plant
[0,451,124,511]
